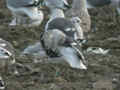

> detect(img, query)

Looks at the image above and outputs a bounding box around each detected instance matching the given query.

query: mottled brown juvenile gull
[6,0,44,26]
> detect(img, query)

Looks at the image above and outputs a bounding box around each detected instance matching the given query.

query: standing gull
[6,0,44,26]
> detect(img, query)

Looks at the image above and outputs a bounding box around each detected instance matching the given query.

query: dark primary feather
[40,38,61,58]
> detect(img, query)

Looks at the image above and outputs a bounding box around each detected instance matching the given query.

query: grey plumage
[43,0,70,9]
[86,0,120,15]
[46,17,84,40]
[6,0,40,8]
[6,0,44,26]
[46,17,76,38]
[87,0,111,7]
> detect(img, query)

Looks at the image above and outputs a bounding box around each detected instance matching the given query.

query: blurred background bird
[65,0,91,33]
[6,0,44,26]
[86,0,120,15]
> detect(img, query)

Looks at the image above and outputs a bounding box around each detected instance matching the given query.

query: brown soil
[0,1,120,90]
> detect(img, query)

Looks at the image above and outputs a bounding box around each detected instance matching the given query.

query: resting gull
[6,0,44,26]
[41,27,87,69]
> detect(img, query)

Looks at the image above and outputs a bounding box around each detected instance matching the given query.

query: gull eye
[76,19,80,23]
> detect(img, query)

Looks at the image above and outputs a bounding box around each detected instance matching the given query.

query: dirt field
[0,1,120,90]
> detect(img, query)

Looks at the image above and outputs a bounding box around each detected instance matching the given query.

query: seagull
[86,0,120,14]
[6,0,44,26]
[41,28,87,69]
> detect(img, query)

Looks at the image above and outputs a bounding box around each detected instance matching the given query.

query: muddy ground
[0,1,120,90]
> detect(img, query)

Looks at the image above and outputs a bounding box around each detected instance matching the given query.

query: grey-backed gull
[6,0,44,26]
[86,0,120,14]
[46,17,84,40]
[41,28,87,69]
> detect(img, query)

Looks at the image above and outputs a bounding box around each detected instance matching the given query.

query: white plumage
[6,0,44,26]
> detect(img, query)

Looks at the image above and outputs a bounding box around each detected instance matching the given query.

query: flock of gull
[0,0,120,89]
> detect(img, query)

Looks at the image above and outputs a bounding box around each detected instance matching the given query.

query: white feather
[59,47,87,69]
